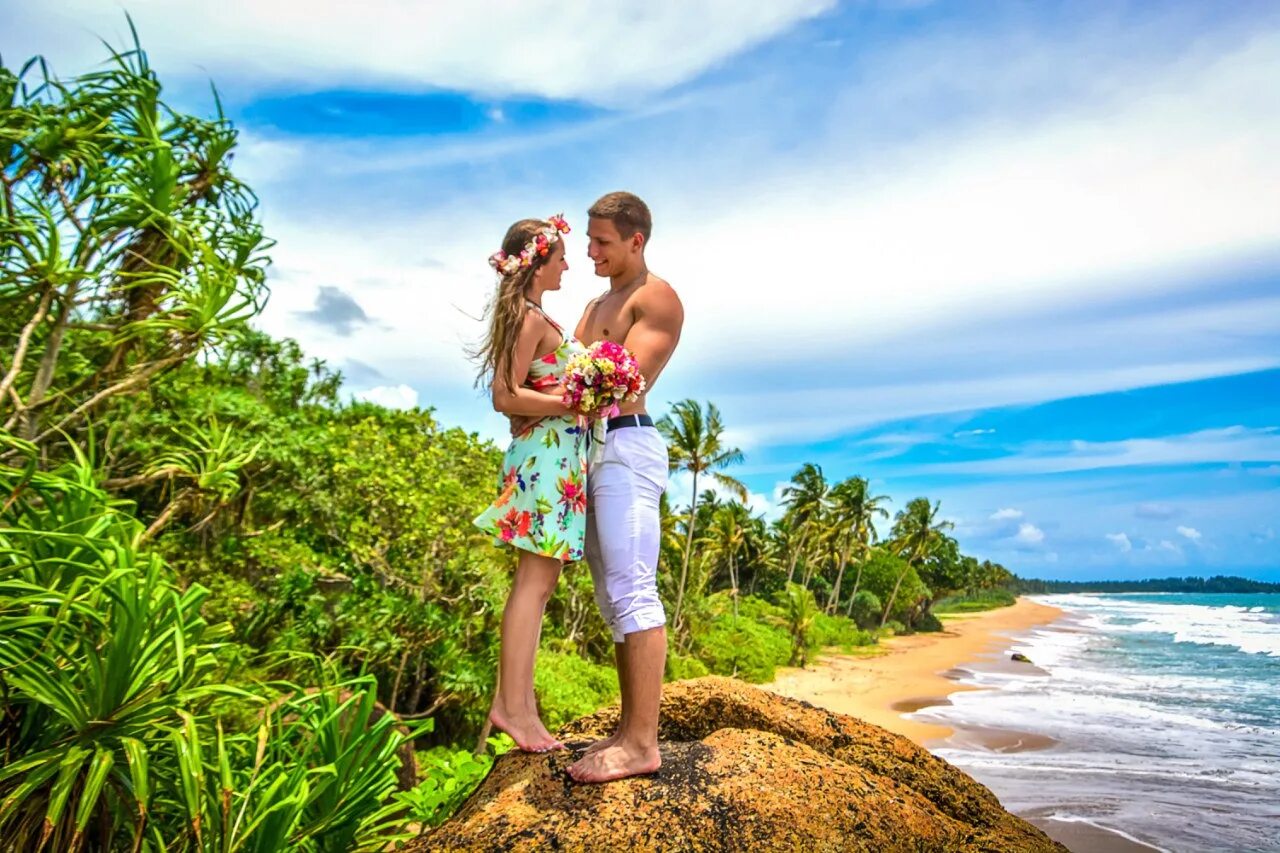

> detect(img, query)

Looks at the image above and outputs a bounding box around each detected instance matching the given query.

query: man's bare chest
[581,297,635,344]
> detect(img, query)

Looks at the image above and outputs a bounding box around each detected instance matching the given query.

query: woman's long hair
[473,219,554,394]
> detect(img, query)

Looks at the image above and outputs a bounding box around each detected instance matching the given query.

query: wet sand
[762,597,1063,744]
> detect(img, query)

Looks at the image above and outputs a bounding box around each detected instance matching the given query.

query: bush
[933,589,1017,613]
[848,589,882,630]
[666,652,710,681]
[883,619,907,636]
[533,650,620,730]
[810,611,875,650]
[0,445,421,851]
[913,610,944,633]
[400,734,512,828]
[693,614,792,682]
[735,594,785,622]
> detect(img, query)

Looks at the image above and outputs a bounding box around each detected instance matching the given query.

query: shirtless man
[567,191,684,783]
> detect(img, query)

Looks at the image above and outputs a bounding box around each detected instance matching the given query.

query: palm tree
[824,476,888,614]
[779,463,829,584]
[882,498,953,627]
[703,501,754,618]
[783,583,818,667]
[657,400,747,635]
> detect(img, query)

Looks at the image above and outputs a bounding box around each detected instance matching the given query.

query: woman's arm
[491,312,569,417]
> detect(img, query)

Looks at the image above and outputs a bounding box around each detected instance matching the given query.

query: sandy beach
[764,597,1064,745]
[763,598,1170,853]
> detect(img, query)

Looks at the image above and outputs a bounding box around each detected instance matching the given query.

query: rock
[409,676,1065,852]
[1011,653,1033,664]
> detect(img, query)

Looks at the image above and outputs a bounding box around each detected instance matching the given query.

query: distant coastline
[1012,574,1280,594]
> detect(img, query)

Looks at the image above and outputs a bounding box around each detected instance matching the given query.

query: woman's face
[533,239,568,291]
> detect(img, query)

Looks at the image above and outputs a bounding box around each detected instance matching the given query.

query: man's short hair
[588,191,652,243]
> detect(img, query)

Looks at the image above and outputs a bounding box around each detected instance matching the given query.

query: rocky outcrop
[412,676,1066,852]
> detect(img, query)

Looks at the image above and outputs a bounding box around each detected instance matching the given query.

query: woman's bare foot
[532,718,565,751]
[489,704,564,753]
[567,740,661,783]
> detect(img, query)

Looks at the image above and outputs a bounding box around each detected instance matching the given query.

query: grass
[932,589,1018,614]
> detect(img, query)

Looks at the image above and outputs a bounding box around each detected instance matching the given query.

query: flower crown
[488,214,571,276]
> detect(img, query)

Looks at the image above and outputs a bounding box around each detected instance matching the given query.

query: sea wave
[1040,594,1280,657]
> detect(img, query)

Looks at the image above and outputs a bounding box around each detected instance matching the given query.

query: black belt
[607,414,654,430]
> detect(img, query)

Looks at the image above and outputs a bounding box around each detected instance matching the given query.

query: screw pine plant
[0,437,425,850]
[0,23,271,460]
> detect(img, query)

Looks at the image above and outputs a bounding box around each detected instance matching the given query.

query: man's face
[586,217,632,278]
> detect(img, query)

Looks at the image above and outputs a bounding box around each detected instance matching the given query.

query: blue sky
[5,1,1278,580]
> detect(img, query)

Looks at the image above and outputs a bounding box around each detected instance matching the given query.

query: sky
[5,1,1278,580]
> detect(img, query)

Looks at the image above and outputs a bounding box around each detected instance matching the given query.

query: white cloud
[1106,532,1134,553]
[1135,502,1180,520]
[903,426,1280,477]
[3,1,835,102]
[991,507,1023,520]
[217,24,1280,456]
[1014,523,1045,545]
[955,428,996,437]
[353,384,419,409]
[1158,539,1182,555]
[665,470,768,512]
[1176,525,1203,542]
[17,6,1276,460]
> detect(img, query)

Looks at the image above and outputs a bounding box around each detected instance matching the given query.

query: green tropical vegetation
[0,35,1025,849]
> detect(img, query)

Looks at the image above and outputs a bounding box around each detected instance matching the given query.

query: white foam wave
[1041,595,1280,657]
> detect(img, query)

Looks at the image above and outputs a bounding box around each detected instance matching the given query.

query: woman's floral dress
[473,312,588,562]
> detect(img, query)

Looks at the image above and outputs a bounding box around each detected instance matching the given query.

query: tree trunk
[846,558,866,618]
[21,280,80,439]
[827,540,853,614]
[390,648,411,712]
[672,470,700,637]
[800,546,814,589]
[785,527,807,584]
[407,657,427,715]
[135,491,186,545]
[880,566,909,629]
[0,283,55,413]
[729,554,739,619]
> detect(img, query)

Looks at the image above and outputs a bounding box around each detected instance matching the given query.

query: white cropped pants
[584,426,668,643]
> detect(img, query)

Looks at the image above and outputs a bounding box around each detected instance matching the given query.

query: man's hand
[509,414,542,436]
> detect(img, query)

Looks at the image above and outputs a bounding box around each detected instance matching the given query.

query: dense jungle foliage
[0,37,1020,849]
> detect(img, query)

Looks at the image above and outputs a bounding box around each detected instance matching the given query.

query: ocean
[913,593,1280,853]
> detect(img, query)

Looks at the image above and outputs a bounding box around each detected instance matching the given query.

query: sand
[761,598,1167,853]
[762,597,1064,745]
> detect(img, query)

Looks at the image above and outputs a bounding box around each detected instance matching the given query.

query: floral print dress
[473,309,588,563]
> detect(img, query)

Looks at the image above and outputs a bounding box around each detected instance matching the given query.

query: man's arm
[622,281,683,394]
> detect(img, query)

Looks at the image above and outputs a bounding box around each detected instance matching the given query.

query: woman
[473,215,587,753]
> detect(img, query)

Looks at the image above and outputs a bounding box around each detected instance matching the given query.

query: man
[568,191,683,783]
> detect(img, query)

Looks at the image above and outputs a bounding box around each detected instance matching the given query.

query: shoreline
[762,597,1167,853]
[763,596,1063,745]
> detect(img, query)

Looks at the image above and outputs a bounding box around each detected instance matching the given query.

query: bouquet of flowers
[561,340,646,419]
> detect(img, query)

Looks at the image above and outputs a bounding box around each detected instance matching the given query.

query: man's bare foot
[582,729,621,755]
[488,705,564,753]
[567,740,661,783]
